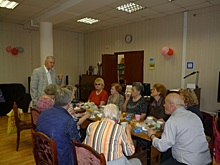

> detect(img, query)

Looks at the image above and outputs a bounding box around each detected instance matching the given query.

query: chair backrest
[31,129,58,165]
[201,111,214,137]
[30,107,41,129]
[12,102,20,127]
[72,139,106,165]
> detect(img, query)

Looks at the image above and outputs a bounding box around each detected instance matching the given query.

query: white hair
[103,104,119,121]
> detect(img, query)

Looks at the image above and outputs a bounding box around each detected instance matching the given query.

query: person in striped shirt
[83,104,141,165]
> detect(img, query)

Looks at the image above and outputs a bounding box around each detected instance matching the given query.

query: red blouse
[88,90,108,106]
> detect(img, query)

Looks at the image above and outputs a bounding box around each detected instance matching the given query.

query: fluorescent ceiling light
[116,2,146,13]
[77,17,100,24]
[0,0,19,9]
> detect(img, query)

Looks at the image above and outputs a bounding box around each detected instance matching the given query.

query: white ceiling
[0,0,219,33]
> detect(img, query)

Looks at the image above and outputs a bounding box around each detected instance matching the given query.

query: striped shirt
[83,118,135,161]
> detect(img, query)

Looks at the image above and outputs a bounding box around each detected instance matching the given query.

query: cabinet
[118,64,124,80]
[102,51,144,93]
[118,64,125,92]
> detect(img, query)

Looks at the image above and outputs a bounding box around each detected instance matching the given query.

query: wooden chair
[30,107,41,130]
[31,129,58,165]
[13,102,32,151]
[72,139,106,165]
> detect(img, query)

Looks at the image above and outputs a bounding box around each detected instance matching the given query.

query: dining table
[79,109,162,165]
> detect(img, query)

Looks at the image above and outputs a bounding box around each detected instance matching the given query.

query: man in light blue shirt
[148,93,211,165]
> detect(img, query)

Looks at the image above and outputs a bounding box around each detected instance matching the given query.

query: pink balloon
[162,46,169,55]
[6,46,12,52]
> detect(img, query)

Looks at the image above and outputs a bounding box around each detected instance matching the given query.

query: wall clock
[125,34,132,43]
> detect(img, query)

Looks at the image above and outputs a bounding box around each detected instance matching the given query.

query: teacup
[135,114,141,121]
[146,116,154,125]
[156,121,164,131]
[100,105,105,110]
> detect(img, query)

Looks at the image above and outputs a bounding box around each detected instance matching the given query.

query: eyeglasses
[95,84,101,86]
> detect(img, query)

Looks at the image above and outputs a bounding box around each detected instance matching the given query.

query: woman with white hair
[83,104,141,165]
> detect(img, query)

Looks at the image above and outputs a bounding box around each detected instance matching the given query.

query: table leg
[146,141,152,165]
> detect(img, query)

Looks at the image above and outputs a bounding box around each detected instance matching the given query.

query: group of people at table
[30,56,211,165]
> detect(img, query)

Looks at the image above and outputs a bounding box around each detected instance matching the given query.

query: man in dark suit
[30,56,63,107]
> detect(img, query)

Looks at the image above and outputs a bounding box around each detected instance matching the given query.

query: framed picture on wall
[186,61,194,70]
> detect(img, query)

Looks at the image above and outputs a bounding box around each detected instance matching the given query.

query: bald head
[164,93,185,115]
[166,93,185,106]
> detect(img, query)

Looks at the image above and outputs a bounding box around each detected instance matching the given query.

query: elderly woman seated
[88,78,108,107]
[122,82,147,120]
[148,83,169,122]
[35,84,59,111]
[107,83,124,111]
[179,88,203,121]
[83,104,141,165]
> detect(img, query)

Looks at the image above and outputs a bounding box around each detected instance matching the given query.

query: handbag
[6,108,24,135]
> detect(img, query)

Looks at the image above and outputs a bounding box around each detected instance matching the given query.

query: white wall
[1,5,220,113]
[186,6,220,112]
[0,22,84,92]
[83,6,220,113]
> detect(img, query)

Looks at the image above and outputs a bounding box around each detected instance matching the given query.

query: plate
[97,113,103,118]
[94,110,101,114]
[74,107,80,110]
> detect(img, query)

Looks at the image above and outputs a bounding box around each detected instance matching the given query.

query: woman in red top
[88,78,108,107]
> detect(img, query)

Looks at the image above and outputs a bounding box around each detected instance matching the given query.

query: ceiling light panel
[116,2,146,13]
[0,0,19,9]
[77,17,100,24]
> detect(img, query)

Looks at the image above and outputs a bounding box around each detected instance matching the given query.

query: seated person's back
[83,104,141,165]
[36,88,80,165]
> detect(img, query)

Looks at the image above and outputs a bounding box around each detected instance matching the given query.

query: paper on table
[90,114,95,118]
[97,113,103,118]
[94,110,100,114]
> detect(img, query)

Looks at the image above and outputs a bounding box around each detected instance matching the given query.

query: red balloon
[6,46,12,52]
[167,48,174,56]
[11,48,18,55]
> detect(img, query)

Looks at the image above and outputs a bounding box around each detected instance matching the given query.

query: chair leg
[16,130,20,151]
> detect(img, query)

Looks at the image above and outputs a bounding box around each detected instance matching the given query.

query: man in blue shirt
[36,88,80,165]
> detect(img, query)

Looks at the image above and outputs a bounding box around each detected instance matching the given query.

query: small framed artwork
[186,61,194,70]
[149,58,155,70]
[125,85,132,95]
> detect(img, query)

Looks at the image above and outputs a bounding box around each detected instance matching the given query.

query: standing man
[30,56,63,107]
[36,88,80,165]
[148,93,211,165]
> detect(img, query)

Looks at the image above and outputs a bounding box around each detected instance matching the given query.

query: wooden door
[124,51,144,85]
[102,54,118,94]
